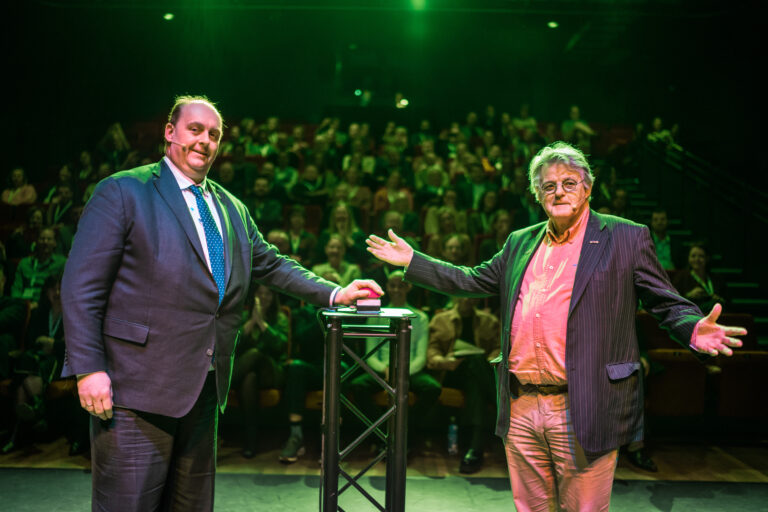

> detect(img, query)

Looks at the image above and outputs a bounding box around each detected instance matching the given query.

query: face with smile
[538,162,591,232]
[164,102,222,183]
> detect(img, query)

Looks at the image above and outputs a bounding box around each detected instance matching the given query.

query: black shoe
[627,448,658,472]
[459,448,484,474]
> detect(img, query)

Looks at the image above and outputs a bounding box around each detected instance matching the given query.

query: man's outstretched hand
[691,303,747,356]
[366,229,414,267]
[334,279,384,305]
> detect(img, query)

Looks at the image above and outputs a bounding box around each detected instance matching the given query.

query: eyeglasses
[539,178,585,195]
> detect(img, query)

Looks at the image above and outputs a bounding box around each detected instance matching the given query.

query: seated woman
[316,202,368,265]
[231,284,290,458]
[673,242,728,311]
[311,234,362,288]
[3,274,87,455]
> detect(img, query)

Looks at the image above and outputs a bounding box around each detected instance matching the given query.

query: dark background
[4,0,763,180]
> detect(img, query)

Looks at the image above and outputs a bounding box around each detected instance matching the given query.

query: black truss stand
[320,307,415,512]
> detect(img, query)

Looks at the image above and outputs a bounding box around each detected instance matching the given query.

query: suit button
[215,312,221,319]
[206,349,214,356]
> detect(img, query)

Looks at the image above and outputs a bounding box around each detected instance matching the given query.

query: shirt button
[549,266,554,270]
[536,343,541,347]
[206,349,214,356]
[535,313,541,318]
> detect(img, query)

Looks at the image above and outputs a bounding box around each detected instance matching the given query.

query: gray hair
[528,141,594,202]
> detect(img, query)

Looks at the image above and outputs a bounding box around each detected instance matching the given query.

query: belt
[509,375,567,395]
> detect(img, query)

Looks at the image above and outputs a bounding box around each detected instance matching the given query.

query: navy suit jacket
[61,160,335,418]
[405,210,702,453]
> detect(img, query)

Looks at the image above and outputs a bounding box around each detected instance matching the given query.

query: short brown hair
[167,95,222,126]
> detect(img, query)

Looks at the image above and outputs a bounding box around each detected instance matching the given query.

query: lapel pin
[589,240,599,244]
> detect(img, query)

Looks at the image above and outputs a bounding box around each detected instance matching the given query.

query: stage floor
[1,432,767,511]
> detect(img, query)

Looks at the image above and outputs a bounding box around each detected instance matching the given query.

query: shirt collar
[545,207,590,245]
[164,156,209,194]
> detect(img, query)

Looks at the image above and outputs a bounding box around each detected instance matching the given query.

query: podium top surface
[320,307,417,319]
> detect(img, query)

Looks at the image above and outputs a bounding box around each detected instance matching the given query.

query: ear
[164,122,175,144]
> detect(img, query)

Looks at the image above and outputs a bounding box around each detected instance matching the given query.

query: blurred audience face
[266,230,290,254]
[29,209,44,230]
[36,228,57,258]
[218,162,234,184]
[303,165,319,182]
[58,184,73,204]
[325,236,345,265]
[439,209,457,234]
[10,168,25,187]
[569,105,580,121]
[253,177,270,197]
[164,102,222,183]
[612,189,628,213]
[80,150,92,168]
[651,211,668,236]
[494,211,511,236]
[482,190,498,212]
[260,162,275,181]
[688,246,707,275]
[443,235,464,263]
[59,165,72,183]
[332,205,351,230]
[457,297,476,317]
[386,273,410,307]
[289,210,305,232]
[382,211,403,232]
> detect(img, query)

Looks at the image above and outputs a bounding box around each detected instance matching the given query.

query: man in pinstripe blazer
[367,142,746,511]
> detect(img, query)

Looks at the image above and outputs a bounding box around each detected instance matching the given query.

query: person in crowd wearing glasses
[367,141,746,511]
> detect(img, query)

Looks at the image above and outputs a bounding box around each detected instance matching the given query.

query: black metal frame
[320,308,414,512]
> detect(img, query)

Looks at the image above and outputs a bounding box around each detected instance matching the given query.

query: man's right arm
[62,178,126,375]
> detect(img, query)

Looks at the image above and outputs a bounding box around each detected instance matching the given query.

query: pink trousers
[504,392,618,512]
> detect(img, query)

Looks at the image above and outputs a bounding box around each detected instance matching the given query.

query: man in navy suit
[367,142,745,511]
[61,96,381,511]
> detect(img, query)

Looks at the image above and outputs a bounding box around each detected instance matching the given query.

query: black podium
[319,307,416,512]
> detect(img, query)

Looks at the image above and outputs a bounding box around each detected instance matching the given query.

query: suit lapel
[507,224,546,320]
[153,160,208,267]
[569,210,609,317]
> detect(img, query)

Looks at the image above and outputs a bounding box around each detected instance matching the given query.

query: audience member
[348,271,440,450]
[2,168,37,206]
[0,265,27,380]
[231,284,289,458]
[649,209,679,271]
[3,274,87,455]
[42,165,75,204]
[673,242,727,311]
[11,228,66,303]
[285,206,318,266]
[5,207,44,259]
[245,176,283,236]
[560,105,595,151]
[427,297,500,473]
[311,234,362,287]
[317,202,367,265]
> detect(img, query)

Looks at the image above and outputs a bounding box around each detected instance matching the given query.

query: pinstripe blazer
[405,209,702,453]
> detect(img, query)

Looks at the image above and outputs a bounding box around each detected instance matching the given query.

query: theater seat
[716,351,768,418]
[646,348,707,416]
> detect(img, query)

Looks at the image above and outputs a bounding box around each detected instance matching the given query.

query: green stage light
[163,13,175,21]
[411,0,427,11]
[547,21,558,29]
[354,89,362,96]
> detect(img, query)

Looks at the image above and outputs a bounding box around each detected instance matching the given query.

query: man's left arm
[246,214,381,305]
[633,226,745,356]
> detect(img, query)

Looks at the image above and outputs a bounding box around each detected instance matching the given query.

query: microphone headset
[168,139,187,152]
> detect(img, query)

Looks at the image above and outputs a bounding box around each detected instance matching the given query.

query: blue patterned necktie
[189,185,226,304]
